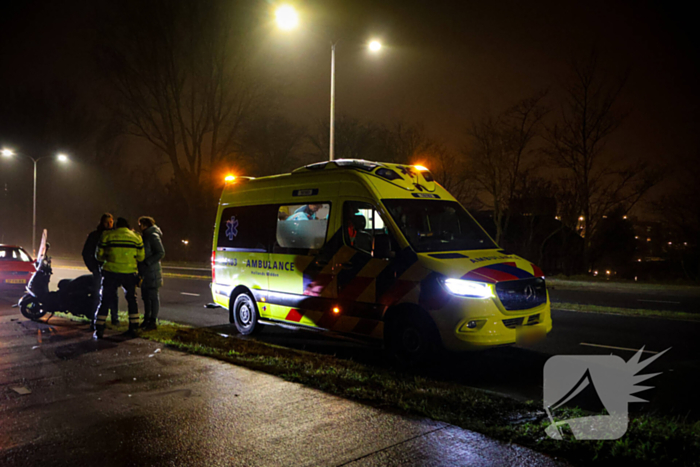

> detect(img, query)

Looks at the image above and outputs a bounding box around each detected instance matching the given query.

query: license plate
[4,279,26,284]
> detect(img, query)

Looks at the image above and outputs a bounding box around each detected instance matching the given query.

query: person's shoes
[93,326,105,340]
[111,319,120,326]
[142,321,158,331]
[139,320,150,329]
[123,325,139,338]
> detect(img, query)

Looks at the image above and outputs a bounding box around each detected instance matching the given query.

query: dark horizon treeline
[1,0,698,280]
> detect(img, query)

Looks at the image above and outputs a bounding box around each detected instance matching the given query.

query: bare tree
[239,114,307,176]
[651,152,700,279]
[545,51,661,269]
[464,91,548,244]
[381,122,435,164]
[101,0,259,247]
[308,115,386,161]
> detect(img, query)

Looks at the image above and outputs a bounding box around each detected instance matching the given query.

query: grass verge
[552,302,700,322]
[61,311,699,467]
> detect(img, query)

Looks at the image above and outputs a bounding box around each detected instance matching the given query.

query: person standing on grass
[93,217,144,339]
[138,216,165,331]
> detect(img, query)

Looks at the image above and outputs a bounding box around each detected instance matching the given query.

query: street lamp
[275,5,383,161]
[1,148,69,256]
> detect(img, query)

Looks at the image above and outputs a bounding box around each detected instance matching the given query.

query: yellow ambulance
[211,159,551,362]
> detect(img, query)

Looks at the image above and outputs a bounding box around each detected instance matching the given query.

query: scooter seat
[58,274,95,294]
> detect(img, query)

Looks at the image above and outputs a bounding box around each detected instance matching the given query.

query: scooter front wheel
[19,295,47,321]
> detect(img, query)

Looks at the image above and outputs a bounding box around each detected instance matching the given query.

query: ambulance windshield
[383,199,496,252]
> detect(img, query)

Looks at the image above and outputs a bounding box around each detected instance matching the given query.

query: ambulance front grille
[503,318,523,329]
[495,278,546,311]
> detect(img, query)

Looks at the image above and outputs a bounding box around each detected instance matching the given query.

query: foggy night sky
[2,1,698,158]
[1,0,699,251]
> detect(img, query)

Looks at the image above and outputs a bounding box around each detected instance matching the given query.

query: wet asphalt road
[39,263,700,421]
[0,296,567,467]
[37,262,700,420]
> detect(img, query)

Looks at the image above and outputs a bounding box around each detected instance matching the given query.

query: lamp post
[1,148,69,256]
[274,5,382,161]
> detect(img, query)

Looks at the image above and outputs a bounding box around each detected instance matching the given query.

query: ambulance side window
[344,201,395,259]
[217,205,277,252]
[275,203,331,254]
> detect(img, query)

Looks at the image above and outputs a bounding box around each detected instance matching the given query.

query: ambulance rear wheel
[232,292,261,335]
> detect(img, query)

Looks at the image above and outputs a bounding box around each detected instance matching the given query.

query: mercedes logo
[523,284,536,301]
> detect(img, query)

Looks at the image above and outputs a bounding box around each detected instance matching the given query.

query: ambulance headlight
[443,279,493,298]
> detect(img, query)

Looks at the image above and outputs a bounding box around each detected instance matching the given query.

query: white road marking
[180,292,201,297]
[580,343,661,354]
[637,299,681,304]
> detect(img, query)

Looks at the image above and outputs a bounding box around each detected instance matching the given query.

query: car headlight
[443,278,493,298]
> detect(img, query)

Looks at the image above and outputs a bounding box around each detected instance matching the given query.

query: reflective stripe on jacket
[96,227,145,274]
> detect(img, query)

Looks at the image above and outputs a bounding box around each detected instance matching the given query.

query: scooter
[18,230,96,322]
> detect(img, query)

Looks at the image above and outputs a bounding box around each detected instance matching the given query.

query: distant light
[1,148,15,157]
[623,215,628,220]
[637,259,642,262]
[225,175,236,182]
[647,238,651,242]
[606,270,611,275]
[578,216,584,221]
[275,5,298,30]
[332,306,340,314]
[414,165,429,172]
[182,240,189,245]
[369,40,382,52]
[635,236,639,239]
[57,154,69,163]
[668,242,672,245]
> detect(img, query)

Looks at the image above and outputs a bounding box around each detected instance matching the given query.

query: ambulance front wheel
[232,292,261,335]
[386,311,440,366]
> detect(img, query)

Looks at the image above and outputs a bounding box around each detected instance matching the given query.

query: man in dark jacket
[81,213,118,325]
[138,216,165,331]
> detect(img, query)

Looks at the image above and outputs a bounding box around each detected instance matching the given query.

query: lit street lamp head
[275,5,298,30]
[1,148,15,157]
[369,40,382,52]
[57,153,69,163]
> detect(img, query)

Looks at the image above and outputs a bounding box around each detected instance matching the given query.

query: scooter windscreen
[36,229,48,265]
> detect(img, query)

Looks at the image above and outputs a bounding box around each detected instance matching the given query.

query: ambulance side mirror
[374,235,394,259]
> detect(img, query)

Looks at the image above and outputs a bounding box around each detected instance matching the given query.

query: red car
[0,245,35,291]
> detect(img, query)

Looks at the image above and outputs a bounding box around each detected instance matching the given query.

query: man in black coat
[82,213,119,325]
[137,216,165,331]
